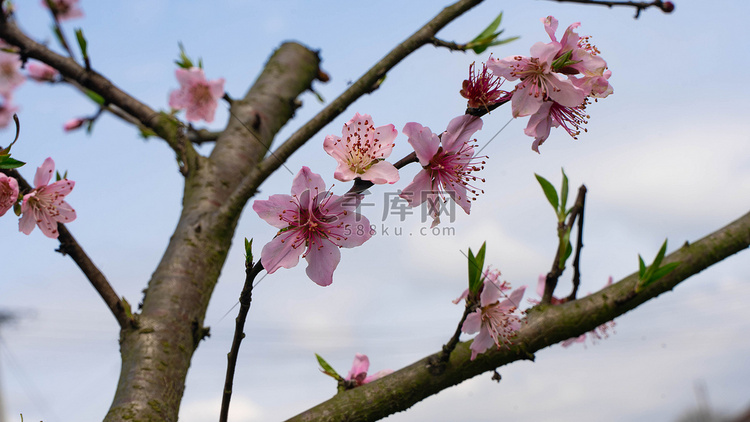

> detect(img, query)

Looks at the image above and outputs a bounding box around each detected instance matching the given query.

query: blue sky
[1,1,749,421]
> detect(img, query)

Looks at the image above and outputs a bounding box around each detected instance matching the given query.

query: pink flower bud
[63,118,86,132]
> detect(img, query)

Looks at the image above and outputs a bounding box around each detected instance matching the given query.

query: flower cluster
[168,67,225,123]
[254,112,487,285]
[455,267,526,360]
[461,16,612,152]
[1,157,77,239]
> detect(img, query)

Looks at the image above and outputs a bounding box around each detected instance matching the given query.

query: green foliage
[244,238,253,267]
[466,12,519,54]
[535,173,559,214]
[175,42,200,69]
[83,88,106,105]
[467,242,487,295]
[75,28,89,65]
[637,239,680,292]
[315,353,341,380]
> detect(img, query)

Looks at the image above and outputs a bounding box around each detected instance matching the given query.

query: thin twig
[219,260,264,422]
[546,0,675,18]
[542,185,587,304]
[429,37,470,51]
[3,168,134,329]
[0,16,197,171]
[429,301,473,374]
[567,186,587,301]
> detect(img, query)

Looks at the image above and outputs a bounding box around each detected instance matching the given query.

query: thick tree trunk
[103,42,321,422]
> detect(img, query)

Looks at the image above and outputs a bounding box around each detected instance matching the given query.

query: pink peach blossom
[487,42,585,118]
[168,67,225,123]
[252,166,371,286]
[41,0,83,21]
[524,100,589,153]
[462,275,526,360]
[0,172,18,216]
[27,62,59,82]
[323,113,399,184]
[19,157,76,238]
[399,115,484,227]
[0,53,25,96]
[346,354,392,386]
[460,61,512,110]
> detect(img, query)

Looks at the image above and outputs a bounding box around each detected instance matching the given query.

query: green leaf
[638,255,646,279]
[175,42,195,69]
[650,262,680,282]
[469,12,504,46]
[560,169,569,216]
[315,353,341,380]
[535,173,559,214]
[0,156,25,169]
[74,28,88,61]
[467,242,487,295]
[83,89,106,105]
[244,238,253,266]
[0,114,21,155]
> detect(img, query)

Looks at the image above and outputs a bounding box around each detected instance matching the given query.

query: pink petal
[304,239,341,286]
[486,56,519,81]
[511,81,544,117]
[399,170,433,207]
[447,183,471,215]
[34,157,55,188]
[346,354,370,380]
[542,16,559,42]
[462,310,482,334]
[252,194,296,229]
[359,161,399,185]
[479,278,503,307]
[260,235,304,274]
[291,166,326,197]
[363,369,393,384]
[470,327,495,360]
[18,203,36,235]
[546,73,586,107]
[403,122,439,166]
[46,179,75,196]
[441,115,482,152]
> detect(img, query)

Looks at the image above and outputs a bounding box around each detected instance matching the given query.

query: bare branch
[545,0,675,18]
[0,16,198,173]
[287,209,750,422]
[3,168,134,329]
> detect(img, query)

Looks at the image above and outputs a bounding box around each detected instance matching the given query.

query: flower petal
[403,122,439,166]
[359,160,399,185]
[304,239,341,286]
[442,115,482,152]
[34,157,55,188]
[291,166,326,197]
[260,234,304,274]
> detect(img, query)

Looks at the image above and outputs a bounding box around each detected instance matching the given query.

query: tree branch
[218,0,484,219]
[546,0,675,18]
[0,16,199,174]
[3,168,134,329]
[286,209,750,422]
[219,261,264,422]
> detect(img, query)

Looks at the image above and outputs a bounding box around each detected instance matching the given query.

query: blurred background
[0,1,749,421]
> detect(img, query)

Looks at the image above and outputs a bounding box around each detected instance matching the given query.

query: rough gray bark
[102,43,321,422]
